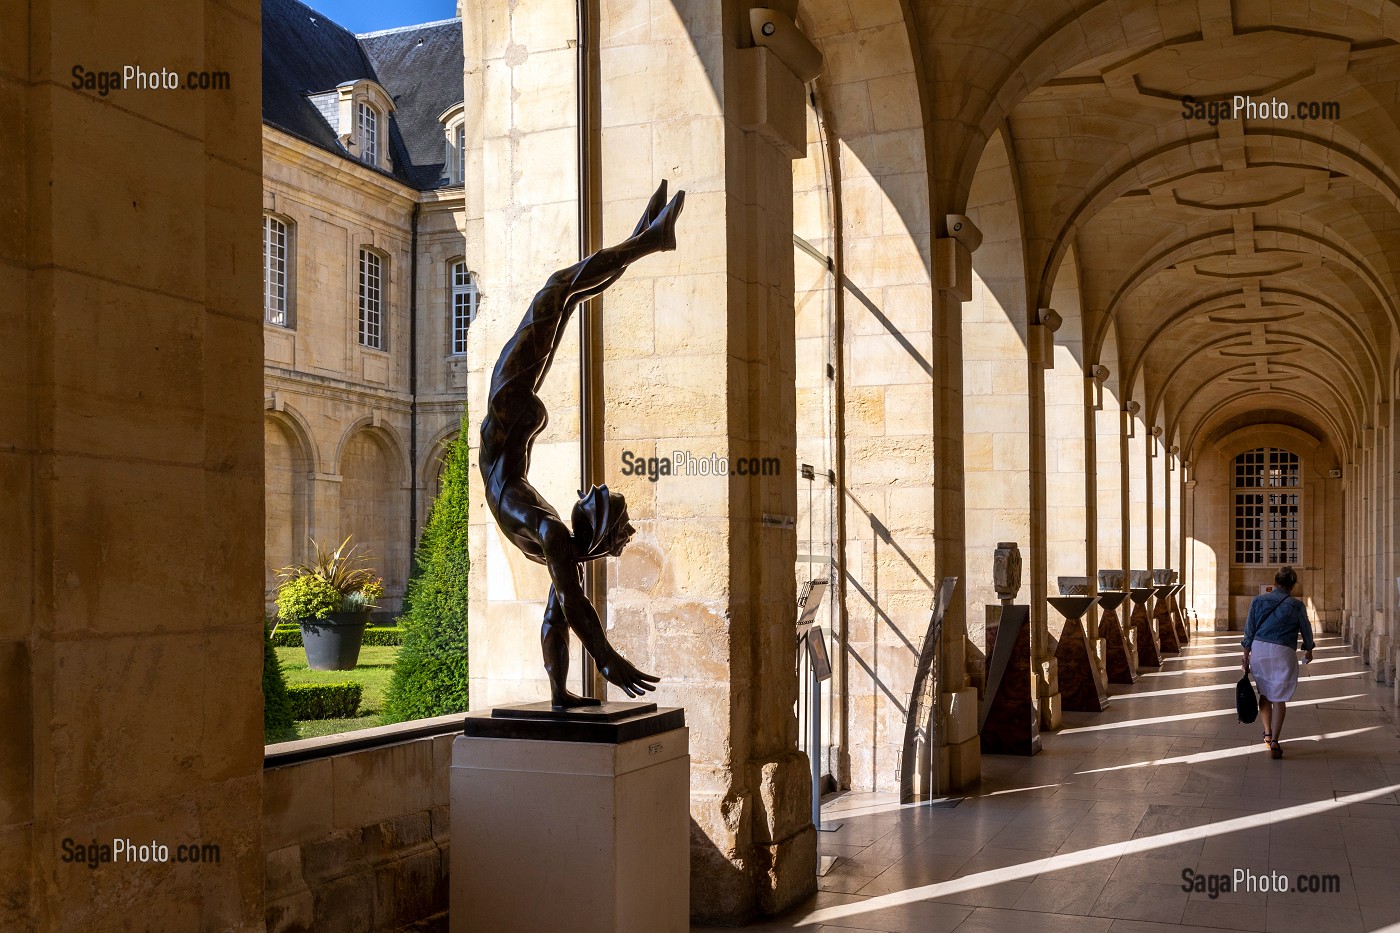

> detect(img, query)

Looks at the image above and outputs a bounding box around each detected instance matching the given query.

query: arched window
[358,248,385,350]
[451,261,477,354]
[439,102,466,185]
[1233,447,1301,565]
[263,214,291,326]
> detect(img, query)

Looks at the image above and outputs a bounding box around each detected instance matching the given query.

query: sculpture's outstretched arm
[535,515,658,698]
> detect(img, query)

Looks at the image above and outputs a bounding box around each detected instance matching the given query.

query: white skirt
[1250,640,1299,703]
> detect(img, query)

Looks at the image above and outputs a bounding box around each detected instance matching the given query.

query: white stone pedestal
[450,717,689,933]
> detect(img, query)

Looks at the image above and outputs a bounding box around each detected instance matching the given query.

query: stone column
[4,1,266,929]
[935,235,977,789]
[600,2,819,922]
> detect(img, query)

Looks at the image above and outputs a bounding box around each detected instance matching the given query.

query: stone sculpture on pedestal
[1096,570,1137,684]
[981,542,1040,755]
[479,181,685,709]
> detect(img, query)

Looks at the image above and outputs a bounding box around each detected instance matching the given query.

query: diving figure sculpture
[479,181,685,709]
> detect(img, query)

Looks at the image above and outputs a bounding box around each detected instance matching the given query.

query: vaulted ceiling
[790,0,1400,467]
[919,0,1400,464]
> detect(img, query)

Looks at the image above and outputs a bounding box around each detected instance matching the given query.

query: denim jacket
[1241,590,1315,652]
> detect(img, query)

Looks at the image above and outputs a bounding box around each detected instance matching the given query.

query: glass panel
[1233,447,1302,565]
[263,215,287,326]
[359,249,382,349]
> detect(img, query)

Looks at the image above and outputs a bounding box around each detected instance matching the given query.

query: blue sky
[302,0,458,33]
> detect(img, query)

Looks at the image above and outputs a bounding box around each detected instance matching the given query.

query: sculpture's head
[571,484,635,561]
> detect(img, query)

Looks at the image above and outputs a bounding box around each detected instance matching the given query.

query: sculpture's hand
[596,650,661,698]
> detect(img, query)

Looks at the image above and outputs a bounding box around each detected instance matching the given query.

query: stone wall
[263,735,453,932]
[1186,424,1344,630]
[5,1,266,928]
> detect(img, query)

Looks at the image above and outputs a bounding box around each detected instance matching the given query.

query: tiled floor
[695,633,1400,933]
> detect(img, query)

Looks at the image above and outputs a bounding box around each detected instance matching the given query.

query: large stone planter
[299,609,371,670]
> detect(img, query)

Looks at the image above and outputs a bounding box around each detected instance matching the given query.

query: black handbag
[1236,673,1258,724]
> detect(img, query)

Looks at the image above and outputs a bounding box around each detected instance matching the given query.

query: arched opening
[264,413,312,611]
[338,428,409,611]
[962,126,1032,661]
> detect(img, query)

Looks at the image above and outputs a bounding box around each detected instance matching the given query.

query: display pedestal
[1096,592,1137,684]
[451,703,689,933]
[1129,588,1161,668]
[1049,596,1108,712]
[1169,584,1189,644]
[1153,585,1180,654]
[980,605,1041,755]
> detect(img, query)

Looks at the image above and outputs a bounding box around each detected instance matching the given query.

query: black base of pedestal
[464,702,685,744]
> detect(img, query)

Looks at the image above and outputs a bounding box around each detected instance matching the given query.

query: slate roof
[262,0,464,191]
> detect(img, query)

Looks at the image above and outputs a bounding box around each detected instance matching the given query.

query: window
[1233,447,1300,565]
[263,215,289,326]
[454,125,465,183]
[451,262,477,354]
[359,249,383,349]
[357,101,379,166]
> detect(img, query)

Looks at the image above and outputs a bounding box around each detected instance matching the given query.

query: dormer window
[439,102,466,185]
[357,101,379,166]
[454,125,465,183]
[327,79,395,171]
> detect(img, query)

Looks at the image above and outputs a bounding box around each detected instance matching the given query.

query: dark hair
[1275,566,1298,589]
[571,484,631,561]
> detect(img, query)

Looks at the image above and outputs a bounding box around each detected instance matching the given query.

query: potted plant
[275,536,385,671]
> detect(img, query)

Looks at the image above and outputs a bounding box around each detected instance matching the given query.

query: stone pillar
[935,236,977,788]
[4,1,266,929]
[464,0,587,708]
[596,7,818,915]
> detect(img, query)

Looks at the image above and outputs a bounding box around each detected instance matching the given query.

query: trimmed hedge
[271,624,405,649]
[262,621,295,743]
[286,682,363,720]
[383,411,470,723]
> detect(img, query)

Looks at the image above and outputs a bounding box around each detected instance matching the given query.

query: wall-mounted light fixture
[750,4,823,83]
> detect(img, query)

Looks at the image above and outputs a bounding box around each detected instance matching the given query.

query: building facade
[261,0,470,611]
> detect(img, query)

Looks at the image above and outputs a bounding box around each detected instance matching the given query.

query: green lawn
[276,645,399,740]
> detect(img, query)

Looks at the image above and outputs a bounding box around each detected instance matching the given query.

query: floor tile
[706,637,1400,932]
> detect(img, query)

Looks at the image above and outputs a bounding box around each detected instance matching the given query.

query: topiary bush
[286,682,363,720]
[262,619,295,743]
[383,411,471,723]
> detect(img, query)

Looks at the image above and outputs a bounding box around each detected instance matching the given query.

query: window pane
[451,262,474,355]
[1233,447,1302,565]
[358,102,378,165]
[359,249,382,349]
[263,215,287,326]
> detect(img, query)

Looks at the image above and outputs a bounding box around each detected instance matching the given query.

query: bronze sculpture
[480,181,685,709]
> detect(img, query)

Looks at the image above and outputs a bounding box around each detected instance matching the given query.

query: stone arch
[962,125,1035,652]
[264,407,315,604]
[799,0,937,796]
[419,423,461,501]
[336,423,410,607]
[1193,421,1342,627]
[1094,317,1125,575]
[333,416,410,484]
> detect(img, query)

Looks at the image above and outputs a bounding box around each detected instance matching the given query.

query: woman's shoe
[1270,741,1283,760]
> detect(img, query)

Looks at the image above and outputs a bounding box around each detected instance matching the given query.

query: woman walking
[1241,566,1315,758]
